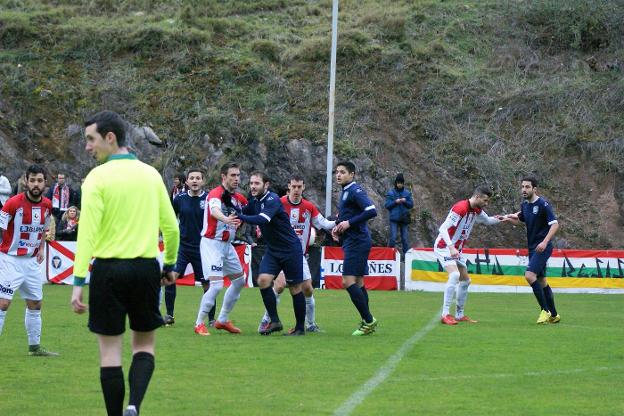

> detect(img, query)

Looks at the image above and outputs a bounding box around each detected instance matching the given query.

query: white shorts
[434,246,467,269]
[200,238,243,279]
[0,252,43,301]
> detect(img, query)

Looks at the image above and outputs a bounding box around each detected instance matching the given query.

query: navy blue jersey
[518,197,558,251]
[239,191,302,255]
[172,191,207,249]
[337,181,377,241]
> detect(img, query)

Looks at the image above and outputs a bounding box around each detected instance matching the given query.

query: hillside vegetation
[1,0,623,248]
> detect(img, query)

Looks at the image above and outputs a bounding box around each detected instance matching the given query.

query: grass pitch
[0,285,622,415]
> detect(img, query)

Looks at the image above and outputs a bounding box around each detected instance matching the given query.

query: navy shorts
[527,246,553,278]
[89,258,163,335]
[342,238,372,277]
[174,246,205,282]
[259,250,303,286]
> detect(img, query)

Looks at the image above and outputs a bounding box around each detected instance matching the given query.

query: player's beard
[27,187,42,200]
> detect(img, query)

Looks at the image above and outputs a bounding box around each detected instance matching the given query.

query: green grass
[1,285,622,415]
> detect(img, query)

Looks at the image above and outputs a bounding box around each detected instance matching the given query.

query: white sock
[0,310,6,336]
[196,280,223,326]
[442,271,460,316]
[305,295,315,326]
[25,309,41,346]
[275,290,281,305]
[456,279,471,319]
[218,277,245,323]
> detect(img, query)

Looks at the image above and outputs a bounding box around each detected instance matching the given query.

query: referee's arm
[73,176,104,285]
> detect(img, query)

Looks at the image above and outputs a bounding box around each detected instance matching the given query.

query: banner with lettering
[321,247,400,290]
[405,248,624,293]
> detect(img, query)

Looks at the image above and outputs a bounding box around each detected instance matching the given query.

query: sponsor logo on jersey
[19,241,40,248]
[19,225,46,233]
[211,265,223,272]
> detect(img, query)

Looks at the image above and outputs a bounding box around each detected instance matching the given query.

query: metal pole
[325,0,339,217]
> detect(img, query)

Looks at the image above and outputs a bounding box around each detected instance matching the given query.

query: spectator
[0,171,10,209]
[56,206,80,241]
[13,173,26,196]
[46,173,77,223]
[73,177,86,210]
[170,173,186,202]
[384,173,414,255]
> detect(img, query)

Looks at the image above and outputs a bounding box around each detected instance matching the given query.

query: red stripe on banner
[412,247,624,258]
[49,267,74,284]
[48,240,76,260]
[324,276,397,290]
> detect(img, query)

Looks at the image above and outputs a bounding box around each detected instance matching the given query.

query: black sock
[164,285,176,316]
[360,286,369,306]
[128,352,155,413]
[292,292,306,331]
[260,287,280,323]
[543,285,557,316]
[346,284,373,323]
[208,304,217,321]
[100,366,124,416]
[530,281,548,311]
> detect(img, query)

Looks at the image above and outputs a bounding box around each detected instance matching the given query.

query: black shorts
[174,246,206,282]
[88,258,163,335]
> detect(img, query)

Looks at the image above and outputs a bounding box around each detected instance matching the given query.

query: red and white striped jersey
[201,185,247,242]
[435,199,490,251]
[0,193,52,257]
[281,196,334,254]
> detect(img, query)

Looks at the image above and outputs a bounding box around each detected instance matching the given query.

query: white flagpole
[325,0,339,217]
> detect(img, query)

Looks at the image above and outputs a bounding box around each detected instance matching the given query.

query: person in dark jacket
[384,173,414,255]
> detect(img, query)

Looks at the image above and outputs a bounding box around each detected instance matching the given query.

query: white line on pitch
[413,365,624,382]
[333,314,440,416]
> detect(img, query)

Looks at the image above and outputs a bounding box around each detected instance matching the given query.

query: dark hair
[521,176,538,188]
[186,167,204,179]
[26,164,47,180]
[473,185,493,198]
[220,162,239,176]
[336,161,356,174]
[289,174,305,183]
[250,170,270,184]
[84,110,127,147]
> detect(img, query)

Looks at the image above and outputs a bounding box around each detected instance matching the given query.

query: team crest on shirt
[290,208,300,222]
[200,200,206,209]
[32,207,41,222]
[342,192,349,201]
[533,206,539,214]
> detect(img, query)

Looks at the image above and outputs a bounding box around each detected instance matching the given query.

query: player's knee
[447,271,460,286]
[210,279,224,292]
[230,275,245,288]
[460,278,471,287]
[26,300,42,310]
[257,275,272,289]
[0,299,10,311]
[303,284,314,297]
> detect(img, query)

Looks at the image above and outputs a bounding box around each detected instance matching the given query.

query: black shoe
[164,315,175,326]
[259,321,283,335]
[283,328,305,336]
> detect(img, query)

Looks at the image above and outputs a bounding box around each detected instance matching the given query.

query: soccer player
[164,168,216,326]
[0,164,58,356]
[435,185,502,325]
[237,171,307,336]
[70,111,180,416]
[331,161,379,336]
[194,162,247,336]
[257,174,335,333]
[502,177,561,324]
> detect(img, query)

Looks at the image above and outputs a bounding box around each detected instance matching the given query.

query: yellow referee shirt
[73,154,179,283]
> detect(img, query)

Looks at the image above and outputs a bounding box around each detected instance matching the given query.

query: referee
[70,111,180,416]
